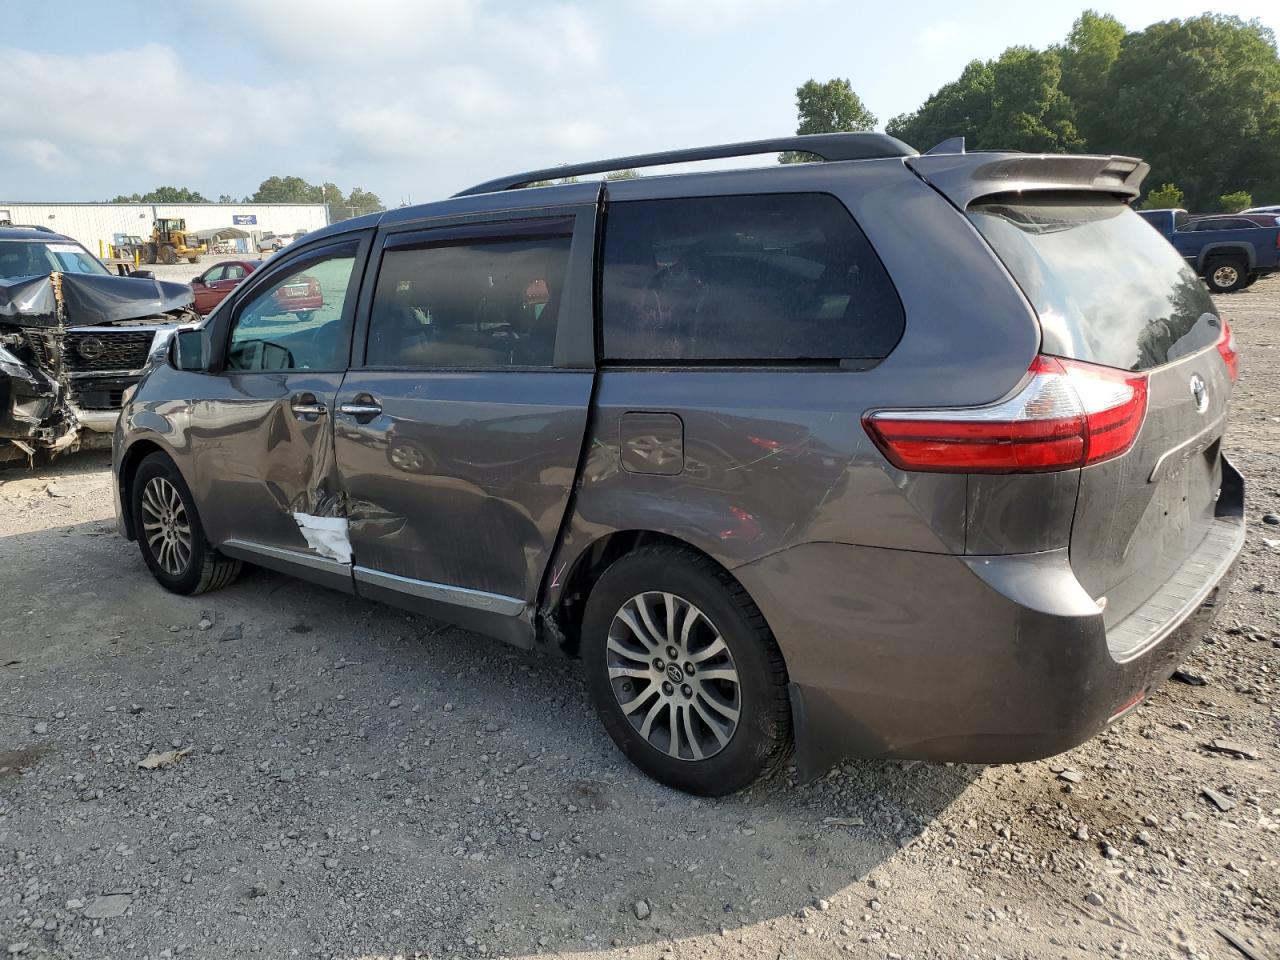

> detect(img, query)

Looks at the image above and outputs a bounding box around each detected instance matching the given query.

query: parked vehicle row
[111,134,1244,795]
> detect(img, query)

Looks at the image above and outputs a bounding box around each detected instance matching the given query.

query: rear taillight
[863,356,1148,474]
[1217,320,1239,382]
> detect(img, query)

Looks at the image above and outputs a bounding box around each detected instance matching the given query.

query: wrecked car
[1,226,197,462]
[113,134,1244,797]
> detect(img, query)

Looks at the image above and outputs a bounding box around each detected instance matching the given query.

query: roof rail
[454,132,918,197]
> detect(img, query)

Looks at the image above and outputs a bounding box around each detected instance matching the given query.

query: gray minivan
[112,134,1245,795]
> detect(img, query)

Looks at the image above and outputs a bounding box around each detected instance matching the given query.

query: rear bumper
[736,457,1245,777]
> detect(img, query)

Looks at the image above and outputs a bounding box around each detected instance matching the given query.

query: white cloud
[4,139,71,172]
[918,21,964,55]
[644,0,776,28]
[221,0,480,61]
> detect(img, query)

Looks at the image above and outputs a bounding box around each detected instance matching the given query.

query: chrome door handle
[290,402,328,417]
[338,402,382,417]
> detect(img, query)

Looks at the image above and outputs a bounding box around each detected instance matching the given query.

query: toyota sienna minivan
[113,133,1245,795]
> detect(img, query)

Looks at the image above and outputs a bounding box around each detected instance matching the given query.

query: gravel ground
[1,280,1277,960]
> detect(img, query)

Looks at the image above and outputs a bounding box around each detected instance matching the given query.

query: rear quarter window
[600,193,904,363]
[968,198,1220,372]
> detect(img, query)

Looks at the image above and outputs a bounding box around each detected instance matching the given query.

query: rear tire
[581,545,791,796]
[160,246,178,265]
[1205,257,1248,293]
[131,453,240,595]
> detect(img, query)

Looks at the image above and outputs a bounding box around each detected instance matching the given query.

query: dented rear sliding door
[333,206,598,643]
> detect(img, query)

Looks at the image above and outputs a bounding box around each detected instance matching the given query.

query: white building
[0,202,330,256]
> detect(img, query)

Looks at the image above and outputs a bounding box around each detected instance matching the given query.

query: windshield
[0,240,111,280]
[969,198,1220,372]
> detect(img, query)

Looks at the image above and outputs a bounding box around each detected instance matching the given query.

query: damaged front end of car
[0,272,196,464]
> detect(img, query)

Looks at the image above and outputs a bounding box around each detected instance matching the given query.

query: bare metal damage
[0,271,195,462]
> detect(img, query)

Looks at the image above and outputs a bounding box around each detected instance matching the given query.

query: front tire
[1205,257,1248,293]
[131,453,241,595]
[581,545,791,795]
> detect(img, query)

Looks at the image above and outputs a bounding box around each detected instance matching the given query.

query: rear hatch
[967,196,1235,649]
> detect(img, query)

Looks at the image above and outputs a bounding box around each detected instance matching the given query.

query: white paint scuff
[292,513,352,564]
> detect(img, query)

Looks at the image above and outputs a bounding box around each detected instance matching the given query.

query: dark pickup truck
[1138,208,1280,292]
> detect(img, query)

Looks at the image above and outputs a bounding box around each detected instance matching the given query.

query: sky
[4,0,1278,205]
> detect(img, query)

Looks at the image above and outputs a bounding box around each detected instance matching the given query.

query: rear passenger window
[601,193,903,362]
[366,229,572,368]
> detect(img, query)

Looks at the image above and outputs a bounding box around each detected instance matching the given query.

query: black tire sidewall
[582,550,789,795]
[131,454,211,594]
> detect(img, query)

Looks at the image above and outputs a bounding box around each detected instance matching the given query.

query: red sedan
[190,260,325,320]
[190,260,259,315]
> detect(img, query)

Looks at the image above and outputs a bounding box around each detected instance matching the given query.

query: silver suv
[112,134,1245,795]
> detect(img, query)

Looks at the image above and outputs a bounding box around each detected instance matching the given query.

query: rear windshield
[969,199,1219,371]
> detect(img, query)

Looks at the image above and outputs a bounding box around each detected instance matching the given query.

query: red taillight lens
[1216,321,1239,382]
[863,356,1148,474]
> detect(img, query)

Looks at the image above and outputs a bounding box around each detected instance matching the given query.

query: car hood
[0,272,193,329]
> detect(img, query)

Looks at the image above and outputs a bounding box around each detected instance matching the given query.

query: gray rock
[1058,769,1083,784]
[31,722,48,735]
[82,894,131,919]
[1206,740,1259,760]
[633,900,651,920]
[248,882,268,899]
[7,943,29,956]
[1203,787,1236,811]
[1084,892,1104,907]
[1262,513,1280,525]
[197,618,213,631]
[1074,826,1090,841]
[549,876,565,891]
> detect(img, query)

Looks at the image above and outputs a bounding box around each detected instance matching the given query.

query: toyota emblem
[1189,374,1208,413]
[77,337,105,361]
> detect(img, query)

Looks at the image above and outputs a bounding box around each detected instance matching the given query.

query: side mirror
[191,275,204,285]
[131,269,155,280]
[171,329,208,372]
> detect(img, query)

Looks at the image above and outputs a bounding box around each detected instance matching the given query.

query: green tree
[217,194,236,204]
[781,78,877,163]
[1141,182,1185,209]
[251,176,316,204]
[604,168,641,180]
[343,187,385,219]
[1098,15,1280,209]
[1056,11,1125,146]
[110,186,208,203]
[981,47,1083,152]
[887,60,994,149]
[1219,190,1253,212]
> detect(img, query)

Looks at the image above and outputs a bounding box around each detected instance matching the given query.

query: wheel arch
[540,529,777,659]
[1198,242,1255,270]
[118,437,178,540]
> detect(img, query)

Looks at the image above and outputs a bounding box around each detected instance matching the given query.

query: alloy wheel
[141,476,193,577]
[606,591,741,761]
[1213,264,1239,287]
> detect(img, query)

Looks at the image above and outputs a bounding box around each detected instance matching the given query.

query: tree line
[789,11,1280,211]
[108,178,385,223]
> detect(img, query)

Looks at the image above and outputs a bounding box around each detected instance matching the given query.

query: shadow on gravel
[1,510,979,958]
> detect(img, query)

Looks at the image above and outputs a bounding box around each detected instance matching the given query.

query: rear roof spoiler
[907,152,1150,207]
